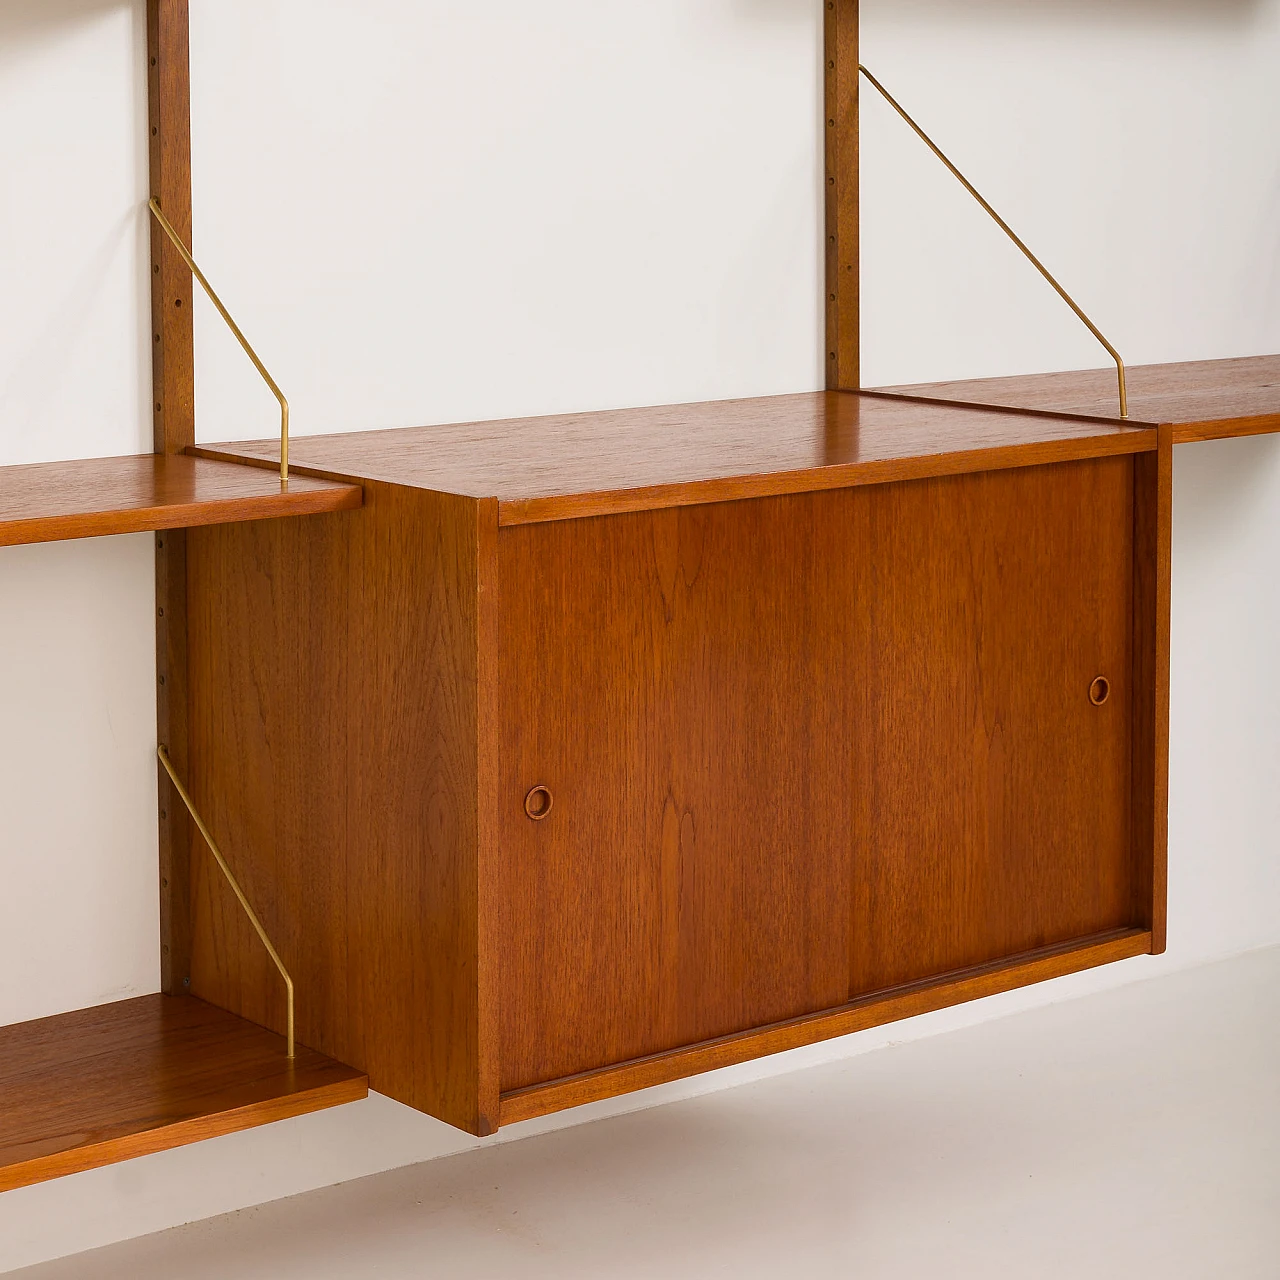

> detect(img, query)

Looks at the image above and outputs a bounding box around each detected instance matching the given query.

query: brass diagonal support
[860,63,1129,419]
[148,198,292,481]
[158,746,296,1059]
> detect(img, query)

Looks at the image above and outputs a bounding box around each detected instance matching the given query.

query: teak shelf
[874,354,1280,444]
[1,0,1276,1185]
[0,995,365,1193]
[0,453,359,549]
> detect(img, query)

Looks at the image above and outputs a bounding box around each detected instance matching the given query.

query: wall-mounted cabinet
[183,391,1170,1135]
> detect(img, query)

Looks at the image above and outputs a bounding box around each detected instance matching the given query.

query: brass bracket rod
[858,64,1128,420]
[148,198,292,481]
[157,746,296,1059]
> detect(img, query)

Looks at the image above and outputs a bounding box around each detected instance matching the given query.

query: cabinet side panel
[187,484,487,1133]
[1131,426,1172,951]
[850,458,1138,994]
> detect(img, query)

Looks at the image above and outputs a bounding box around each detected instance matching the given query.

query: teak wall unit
[1,0,1277,1186]
[187,400,1166,1134]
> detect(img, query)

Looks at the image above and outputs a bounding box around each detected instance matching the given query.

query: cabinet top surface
[875,355,1280,444]
[199,391,1152,525]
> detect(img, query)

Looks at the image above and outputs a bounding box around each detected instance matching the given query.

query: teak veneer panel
[195,391,1153,524]
[499,460,1147,1091]
[186,483,500,1135]
[0,995,367,1193]
[873,355,1280,443]
[0,453,361,548]
[847,459,1136,993]
[499,494,859,1089]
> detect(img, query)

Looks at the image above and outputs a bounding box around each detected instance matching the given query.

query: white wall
[2,0,1278,1271]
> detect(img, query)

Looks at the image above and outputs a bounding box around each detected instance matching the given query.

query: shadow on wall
[860,0,1264,26]
[0,0,133,43]
[6,0,1266,42]
[1175,434,1280,550]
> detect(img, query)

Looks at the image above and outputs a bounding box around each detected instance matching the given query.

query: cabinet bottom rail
[499,927,1152,1127]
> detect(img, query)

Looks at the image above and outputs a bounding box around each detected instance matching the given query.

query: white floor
[12,947,1279,1280]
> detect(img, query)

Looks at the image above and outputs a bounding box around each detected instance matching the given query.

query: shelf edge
[0,454,362,551]
[496,433,1157,526]
[1,1072,368,1194]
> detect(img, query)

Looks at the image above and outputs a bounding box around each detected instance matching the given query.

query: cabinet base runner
[499,927,1151,1127]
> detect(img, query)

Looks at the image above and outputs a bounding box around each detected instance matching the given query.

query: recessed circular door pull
[525,786,554,821]
[1089,676,1111,707]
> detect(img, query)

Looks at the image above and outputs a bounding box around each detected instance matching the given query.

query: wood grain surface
[500,928,1152,1125]
[0,995,366,1193]
[0,453,361,548]
[872,355,1280,442]
[195,392,1153,525]
[186,484,500,1135]
[498,494,858,1090]
[847,458,1137,993]
[499,460,1143,1091]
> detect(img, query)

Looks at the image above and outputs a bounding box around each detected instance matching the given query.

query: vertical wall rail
[149,0,195,996]
[824,0,859,391]
[148,0,194,456]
